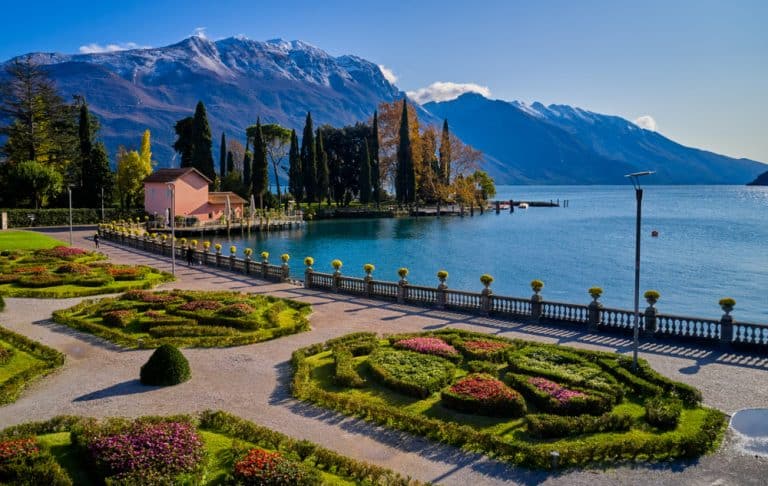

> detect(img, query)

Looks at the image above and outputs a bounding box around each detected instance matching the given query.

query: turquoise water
[226,185,768,323]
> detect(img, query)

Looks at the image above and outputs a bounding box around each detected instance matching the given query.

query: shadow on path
[73,379,155,402]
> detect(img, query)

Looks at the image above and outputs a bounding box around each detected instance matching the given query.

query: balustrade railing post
[364,275,374,297]
[531,294,543,322]
[215,252,221,267]
[397,279,407,304]
[332,270,341,293]
[481,288,492,316]
[644,306,657,336]
[436,282,447,310]
[720,314,734,346]
[588,300,602,332]
[229,254,235,271]
[304,266,314,289]
[281,262,290,282]
[261,259,269,279]
[244,255,251,274]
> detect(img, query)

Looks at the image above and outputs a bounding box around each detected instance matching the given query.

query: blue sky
[1,0,766,162]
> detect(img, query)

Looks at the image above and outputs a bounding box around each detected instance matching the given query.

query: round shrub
[588,286,603,299]
[644,396,682,429]
[363,263,375,274]
[331,259,342,270]
[442,373,527,417]
[644,289,661,301]
[368,348,455,398]
[480,274,494,286]
[17,273,65,288]
[304,256,314,267]
[260,251,269,260]
[437,270,449,280]
[719,297,736,308]
[531,279,544,292]
[243,248,253,257]
[397,267,409,278]
[281,253,290,263]
[140,344,191,386]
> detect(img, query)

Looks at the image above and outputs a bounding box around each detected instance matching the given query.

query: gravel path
[0,228,766,485]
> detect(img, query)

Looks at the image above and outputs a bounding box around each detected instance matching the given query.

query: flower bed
[52,290,311,348]
[393,336,461,361]
[0,248,172,298]
[0,413,419,486]
[441,373,527,417]
[292,329,726,469]
[457,339,512,362]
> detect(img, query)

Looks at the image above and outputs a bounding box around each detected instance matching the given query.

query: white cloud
[78,42,149,54]
[378,65,398,84]
[634,115,657,131]
[192,27,208,39]
[406,82,492,104]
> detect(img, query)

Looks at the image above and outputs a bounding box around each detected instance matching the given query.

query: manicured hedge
[0,436,72,485]
[3,208,144,228]
[292,329,727,469]
[441,373,527,417]
[0,295,4,312]
[506,372,615,416]
[0,326,65,405]
[368,348,455,398]
[332,347,366,388]
[645,396,683,429]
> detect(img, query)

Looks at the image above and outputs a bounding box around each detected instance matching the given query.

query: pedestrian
[186,246,195,266]
[94,233,100,249]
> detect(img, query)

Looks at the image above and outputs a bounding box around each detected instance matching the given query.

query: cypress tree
[396,99,415,203]
[219,132,227,177]
[173,117,194,168]
[316,129,330,206]
[90,142,114,210]
[288,130,302,203]
[77,103,92,191]
[242,138,252,196]
[359,139,372,204]
[439,119,452,184]
[191,101,215,181]
[251,119,269,210]
[300,112,316,203]
[226,150,234,173]
[371,110,381,205]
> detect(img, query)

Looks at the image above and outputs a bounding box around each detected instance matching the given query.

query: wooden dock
[150,219,304,236]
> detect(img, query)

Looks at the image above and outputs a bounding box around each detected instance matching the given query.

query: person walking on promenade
[94,233,100,249]
[186,246,195,266]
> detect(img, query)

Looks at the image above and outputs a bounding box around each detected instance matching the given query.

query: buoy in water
[651,230,659,237]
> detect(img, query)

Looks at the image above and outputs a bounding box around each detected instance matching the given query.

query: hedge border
[0,326,65,404]
[0,412,421,486]
[291,329,727,470]
[51,294,311,349]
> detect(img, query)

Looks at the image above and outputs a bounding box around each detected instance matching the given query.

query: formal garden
[0,326,65,405]
[0,411,419,485]
[52,290,312,348]
[0,246,173,298]
[291,329,726,469]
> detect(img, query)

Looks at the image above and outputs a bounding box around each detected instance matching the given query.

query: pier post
[495,201,500,214]
[509,200,514,213]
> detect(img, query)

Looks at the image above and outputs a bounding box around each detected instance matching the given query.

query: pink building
[143,168,246,224]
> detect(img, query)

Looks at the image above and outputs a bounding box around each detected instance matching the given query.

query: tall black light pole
[625,171,654,371]
[67,185,74,246]
[167,182,176,276]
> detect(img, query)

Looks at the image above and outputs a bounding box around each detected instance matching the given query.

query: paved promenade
[0,228,766,485]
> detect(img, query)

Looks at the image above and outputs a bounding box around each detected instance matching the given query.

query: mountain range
[2,36,765,184]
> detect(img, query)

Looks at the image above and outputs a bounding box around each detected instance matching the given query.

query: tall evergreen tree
[219,132,227,177]
[300,112,317,202]
[359,139,372,204]
[370,110,381,205]
[251,119,269,210]
[190,101,215,180]
[226,151,234,173]
[242,138,252,197]
[439,119,452,184]
[89,142,114,211]
[396,99,415,203]
[315,129,330,206]
[288,130,302,203]
[173,117,194,167]
[77,102,92,191]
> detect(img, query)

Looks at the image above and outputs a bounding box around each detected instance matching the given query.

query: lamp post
[625,170,654,371]
[167,182,176,276]
[67,185,74,246]
[101,187,105,221]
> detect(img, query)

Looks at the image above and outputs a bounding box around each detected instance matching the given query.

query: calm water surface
[227,186,768,322]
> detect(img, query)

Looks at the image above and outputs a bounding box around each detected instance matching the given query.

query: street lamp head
[625,170,655,189]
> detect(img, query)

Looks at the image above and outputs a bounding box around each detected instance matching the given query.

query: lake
[226,185,768,323]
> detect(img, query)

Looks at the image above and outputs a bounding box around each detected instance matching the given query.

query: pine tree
[242,138,252,197]
[315,129,330,206]
[396,99,415,203]
[288,130,302,203]
[219,132,227,177]
[300,112,317,202]
[371,110,381,205]
[251,119,269,210]
[226,151,234,173]
[439,119,452,184]
[190,101,215,181]
[359,139,372,204]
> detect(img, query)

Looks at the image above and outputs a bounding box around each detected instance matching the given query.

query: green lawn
[0,230,67,250]
[0,340,44,383]
[0,327,65,405]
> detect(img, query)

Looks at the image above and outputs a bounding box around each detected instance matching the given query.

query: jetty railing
[99,227,768,351]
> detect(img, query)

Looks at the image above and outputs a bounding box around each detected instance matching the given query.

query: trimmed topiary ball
[140,344,191,386]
